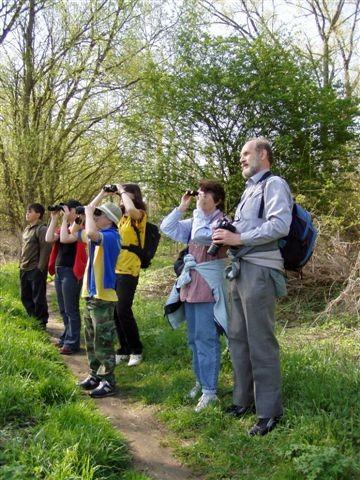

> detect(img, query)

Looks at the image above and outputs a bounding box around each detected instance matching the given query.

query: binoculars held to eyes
[185,190,198,196]
[75,206,85,215]
[103,184,118,193]
[48,203,66,212]
[75,206,102,216]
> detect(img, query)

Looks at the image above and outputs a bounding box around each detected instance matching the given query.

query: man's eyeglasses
[93,209,103,217]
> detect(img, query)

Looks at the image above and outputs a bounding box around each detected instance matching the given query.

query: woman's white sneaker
[187,382,201,399]
[128,354,142,366]
[115,354,129,365]
[194,394,218,412]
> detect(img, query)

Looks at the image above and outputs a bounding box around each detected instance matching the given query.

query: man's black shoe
[248,416,282,436]
[225,404,256,418]
[78,376,100,391]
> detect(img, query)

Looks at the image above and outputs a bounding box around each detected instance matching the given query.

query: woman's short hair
[122,183,147,212]
[198,180,226,211]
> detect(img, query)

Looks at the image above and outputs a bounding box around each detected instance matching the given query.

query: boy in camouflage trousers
[71,201,122,398]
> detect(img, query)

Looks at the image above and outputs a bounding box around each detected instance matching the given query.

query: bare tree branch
[0,0,27,45]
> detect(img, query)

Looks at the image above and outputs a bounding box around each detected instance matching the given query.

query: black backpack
[259,173,317,271]
[122,221,161,269]
[173,246,189,277]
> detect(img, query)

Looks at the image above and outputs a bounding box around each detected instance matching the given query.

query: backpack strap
[258,171,273,218]
[131,220,142,247]
[121,219,143,259]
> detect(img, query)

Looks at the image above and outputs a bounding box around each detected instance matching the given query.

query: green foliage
[132,32,358,222]
[121,472,154,480]
[1,402,130,480]
[0,1,358,232]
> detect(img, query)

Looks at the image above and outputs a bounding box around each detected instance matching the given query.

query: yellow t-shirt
[80,230,118,302]
[115,212,147,276]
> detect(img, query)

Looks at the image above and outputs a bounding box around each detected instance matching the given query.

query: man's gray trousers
[228,260,283,418]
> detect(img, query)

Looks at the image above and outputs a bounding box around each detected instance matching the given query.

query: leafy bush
[284,444,359,480]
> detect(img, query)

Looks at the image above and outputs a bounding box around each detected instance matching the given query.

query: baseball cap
[97,202,122,224]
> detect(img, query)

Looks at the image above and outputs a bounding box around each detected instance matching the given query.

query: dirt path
[47,286,200,480]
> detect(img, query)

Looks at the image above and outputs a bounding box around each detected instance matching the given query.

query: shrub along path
[47,283,200,480]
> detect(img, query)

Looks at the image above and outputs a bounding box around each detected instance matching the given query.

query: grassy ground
[0,263,151,480]
[115,252,360,480]
[1,252,359,480]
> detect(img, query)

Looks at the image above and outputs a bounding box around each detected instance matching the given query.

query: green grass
[0,264,152,480]
[1,256,359,480]
[115,253,360,480]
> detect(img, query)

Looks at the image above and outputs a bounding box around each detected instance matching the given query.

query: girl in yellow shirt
[114,183,147,366]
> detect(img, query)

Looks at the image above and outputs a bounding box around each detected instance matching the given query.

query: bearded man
[212,137,293,436]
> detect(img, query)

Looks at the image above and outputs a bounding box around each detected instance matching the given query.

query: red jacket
[48,229,87,280]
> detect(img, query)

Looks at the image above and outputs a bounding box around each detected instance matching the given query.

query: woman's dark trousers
[114,274,142,355]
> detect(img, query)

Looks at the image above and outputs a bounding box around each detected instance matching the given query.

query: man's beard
[242,154,262,179]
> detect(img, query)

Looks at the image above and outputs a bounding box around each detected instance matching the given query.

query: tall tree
[0,0,170,232]
[130,33,357,217]
[299,0,360,97]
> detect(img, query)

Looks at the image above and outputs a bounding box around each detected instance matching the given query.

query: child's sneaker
[194,393,218,412]
[127,354,142,366]
[78,375,100,390]
[89,380,116,398]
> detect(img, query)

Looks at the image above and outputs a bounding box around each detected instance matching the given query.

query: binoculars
[185,190,198,196]
[103,184,118,193]
[48,203,66,212]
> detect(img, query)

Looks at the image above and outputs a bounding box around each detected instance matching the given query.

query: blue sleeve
[100,229,121,289]
[160,208,192,244]
[191,209,215,245]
